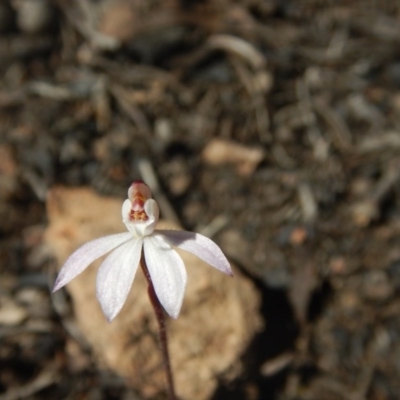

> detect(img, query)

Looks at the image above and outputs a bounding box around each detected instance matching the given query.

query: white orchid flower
[53,181,232,322]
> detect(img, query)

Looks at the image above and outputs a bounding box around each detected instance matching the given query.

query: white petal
[143,199,159,235]
[155,230,233,276]
[143,235,187,319]
[121,199,131,225]
[96,238,143,322]
[53,232,133,292]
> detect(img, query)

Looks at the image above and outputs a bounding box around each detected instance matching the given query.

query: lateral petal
[96,238,143,322]
[53,232,133,292]
[155,230,233,276]
[143,235,187,319]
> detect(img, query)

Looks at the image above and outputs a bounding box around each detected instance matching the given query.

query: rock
[99,0,137,42]
[15,0,56,34]
[202,138,265,176]
[45,186,262,400]
[0,296,28,326]
[362,270,393,302]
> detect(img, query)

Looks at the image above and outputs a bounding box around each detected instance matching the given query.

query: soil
[1,0,400,399]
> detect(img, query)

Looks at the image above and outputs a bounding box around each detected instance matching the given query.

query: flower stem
[141,258,177,400]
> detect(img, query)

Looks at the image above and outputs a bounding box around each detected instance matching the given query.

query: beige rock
[202,138,265,176]
[0,296,28,326]
[99,0,137,42]
[45,187,262,400]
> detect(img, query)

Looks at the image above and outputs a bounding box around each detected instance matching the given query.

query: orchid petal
[155,230,233,276]
[96,238,143,322]
[53,232,133,292]
[121,199,131,225]
[143,235,187,319]
[142,199,159,235]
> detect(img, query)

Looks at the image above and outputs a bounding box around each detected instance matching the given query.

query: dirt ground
[1,0,400,399]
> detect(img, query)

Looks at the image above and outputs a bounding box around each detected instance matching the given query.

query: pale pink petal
[96,238,143,322]
[53,232,133,292]
[143,235,187,319]
[155,230,233,276]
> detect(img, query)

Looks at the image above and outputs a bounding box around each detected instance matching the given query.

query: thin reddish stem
[141,258,177,400]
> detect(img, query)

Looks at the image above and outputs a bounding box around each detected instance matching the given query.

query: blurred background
[1,0,400,399]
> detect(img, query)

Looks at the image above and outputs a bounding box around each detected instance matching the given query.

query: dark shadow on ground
[212,277,299,400]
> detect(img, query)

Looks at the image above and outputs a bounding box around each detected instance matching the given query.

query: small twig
[314,102,352,152]
[29,81,83,101]
[207,34,266,70]
[197,214,229,238]
[140,258,177,400]
[351,159,400,226]
[297,182,318,223]
[357,131,400,153]
[55,0,120,51]
[110,84,153,139]
[49,267,92,352]
[296,78,329,161]
[260,352,294,377]
[21,169,48,201]
[219,36,272,143]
